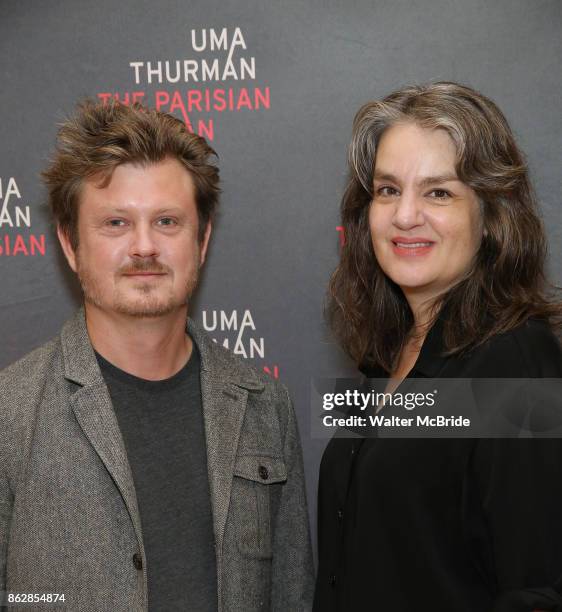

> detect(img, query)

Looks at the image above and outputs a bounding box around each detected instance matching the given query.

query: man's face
[58,158,211,318]
[369,122,483,303]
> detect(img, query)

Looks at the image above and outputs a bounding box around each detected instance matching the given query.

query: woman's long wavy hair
[327,81,562,372]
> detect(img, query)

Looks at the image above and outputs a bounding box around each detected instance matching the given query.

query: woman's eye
[376,186,399,197]
[428,189,451,200]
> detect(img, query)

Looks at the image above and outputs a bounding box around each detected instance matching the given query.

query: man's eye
[157,217,177,226]
[107,219,126,227]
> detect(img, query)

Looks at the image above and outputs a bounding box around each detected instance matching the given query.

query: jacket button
[337,509,344,520]
[132,553,143,570]
[329,574,337,587]
[258,465,269,480]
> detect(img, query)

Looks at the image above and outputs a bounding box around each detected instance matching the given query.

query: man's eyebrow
[373,170,460,187]
[93,207,130,214]
[96,206,184,214]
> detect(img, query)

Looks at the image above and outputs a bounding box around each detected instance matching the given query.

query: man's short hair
[42,100,220,249]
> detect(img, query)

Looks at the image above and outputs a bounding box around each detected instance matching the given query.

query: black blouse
[314,316,562,612]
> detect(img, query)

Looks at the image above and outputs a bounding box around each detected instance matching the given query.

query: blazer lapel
[70,383,144,550]
[188,318,265,554]
[61,308,145,554]
[199,370,248,553]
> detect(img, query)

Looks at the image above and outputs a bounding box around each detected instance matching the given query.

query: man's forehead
[85,158,193,187]
[81,160,195,200]
[80,162,196,214]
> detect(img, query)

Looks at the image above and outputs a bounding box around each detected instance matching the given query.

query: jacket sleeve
[0,469,14,607]
[471,437,562,612]
[270,385,314,612]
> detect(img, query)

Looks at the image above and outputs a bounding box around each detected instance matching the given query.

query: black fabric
[96,341,218,612]
[314,316,562,612]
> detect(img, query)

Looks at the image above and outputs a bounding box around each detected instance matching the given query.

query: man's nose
[129,223,160,258]
[392,191,425,230]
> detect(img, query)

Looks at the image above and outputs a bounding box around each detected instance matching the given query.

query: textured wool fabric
[0,308,314,611]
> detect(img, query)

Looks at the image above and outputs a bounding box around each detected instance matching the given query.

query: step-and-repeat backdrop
[2,0,561,555]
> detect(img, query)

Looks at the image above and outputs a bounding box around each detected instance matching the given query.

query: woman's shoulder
[457,318,562,377]
[511,318,562,360]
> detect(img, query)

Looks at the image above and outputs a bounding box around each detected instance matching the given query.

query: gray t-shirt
[96,340,218,612]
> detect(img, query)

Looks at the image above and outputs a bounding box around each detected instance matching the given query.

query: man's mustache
[118,259,170,274]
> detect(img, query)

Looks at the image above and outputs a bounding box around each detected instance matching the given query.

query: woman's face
[368,122,483,306]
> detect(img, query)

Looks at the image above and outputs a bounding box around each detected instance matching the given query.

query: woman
[314,82,562,612]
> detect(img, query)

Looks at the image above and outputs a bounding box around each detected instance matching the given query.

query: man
[0,101,313,611]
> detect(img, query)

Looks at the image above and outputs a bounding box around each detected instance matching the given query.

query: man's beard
[76,256,199,318]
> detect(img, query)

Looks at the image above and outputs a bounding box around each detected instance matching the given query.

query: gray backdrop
[2,0,561,557]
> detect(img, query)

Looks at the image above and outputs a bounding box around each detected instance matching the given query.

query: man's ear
[199,221,212,267]
[56,225,78,273]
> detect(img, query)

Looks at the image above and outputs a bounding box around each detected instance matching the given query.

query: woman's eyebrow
[373,170,459,187]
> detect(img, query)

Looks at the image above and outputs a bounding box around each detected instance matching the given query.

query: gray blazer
[0,308,314,611]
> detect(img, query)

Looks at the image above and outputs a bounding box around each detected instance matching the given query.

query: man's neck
[84,303,193,381]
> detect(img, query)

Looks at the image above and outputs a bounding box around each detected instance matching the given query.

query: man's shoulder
[0,335,61,441]
[189,319,280,384]
[0,335,61,384]
[190,324,297,448]
[188,319,289,400]
[0,335,60,389]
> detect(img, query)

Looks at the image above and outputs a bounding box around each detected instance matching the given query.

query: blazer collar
[187,317,265,391]
[60,306,265,392]
[60,306,105,386]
